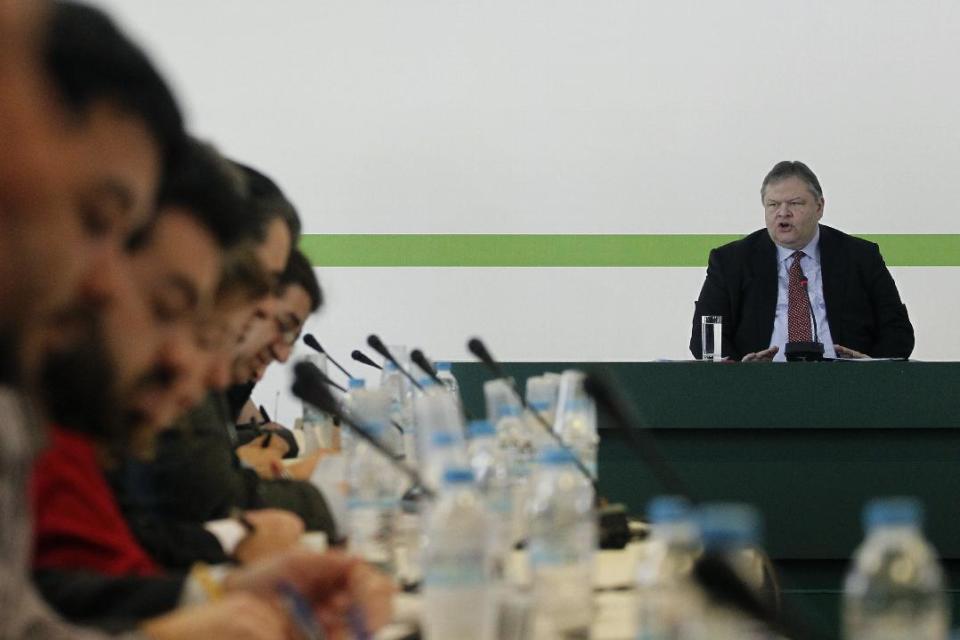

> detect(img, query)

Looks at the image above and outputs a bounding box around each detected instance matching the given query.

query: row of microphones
[291,361,432,498]
[294,332,820,637]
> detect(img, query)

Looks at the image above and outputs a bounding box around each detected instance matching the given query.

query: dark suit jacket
[689,225,914,360]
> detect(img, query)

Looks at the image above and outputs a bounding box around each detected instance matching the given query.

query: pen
[277,581,326,640]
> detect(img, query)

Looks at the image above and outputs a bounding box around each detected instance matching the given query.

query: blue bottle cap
[348,378,366,390]
[418,376,436,387]
[468,420,495,438]
[430,431,457,447]
[537,446,576,466]
[697,503,762,550]
[864,497,923,532]
[497,404,521,419]
[443,467,474,485]
[436,361,452,372]
[648,496,692,525]
[529,401,551,413]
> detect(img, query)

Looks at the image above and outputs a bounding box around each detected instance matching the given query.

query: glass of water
[701,315,722,361]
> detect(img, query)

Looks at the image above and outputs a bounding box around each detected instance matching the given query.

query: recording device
[784,275,825,362]
[292,361,433,498]
[303,333,356,379]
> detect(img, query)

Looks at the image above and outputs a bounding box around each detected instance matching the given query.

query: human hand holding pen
[223,549,395,639]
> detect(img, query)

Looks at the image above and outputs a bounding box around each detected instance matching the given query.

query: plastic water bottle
[422,467,496,640]
[553,370,599,478]
[467,420,514,570]
[424,430,468,492]
[413,377,465,472]
[380,358,415,461]
[528,446,597,638]
[345,399,398,574]
[635,496,701,639]
[693,503,767,639]
[301,354,336,452]
[435,361,464,411]
[484,378,522,426]
[525,374,561,424]
[843,498,949,640]
[496,405,535,476]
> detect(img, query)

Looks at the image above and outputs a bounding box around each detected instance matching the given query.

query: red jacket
[31,426,160,577]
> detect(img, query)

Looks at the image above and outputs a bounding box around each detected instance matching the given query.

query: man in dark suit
[690,161,914,361]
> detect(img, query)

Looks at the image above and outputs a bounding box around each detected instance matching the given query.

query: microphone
[302,334,355,379]
[784,270,825,362]
[584,371,823,640]
[582,372,693,499]
[292,361,433,499]
[367,335,424,391]
[351,349,383,371]
[308,365,348,394]
[410,349,442,386]
[304,361,402,434]
[466,338,596,485]
[412,348,476,424]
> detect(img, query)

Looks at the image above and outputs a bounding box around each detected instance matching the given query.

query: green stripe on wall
[299,234,960,267]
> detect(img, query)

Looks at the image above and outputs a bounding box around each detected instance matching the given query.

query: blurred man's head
[234,251,322,383]
[107,141,253,433]
[7,1,183,391]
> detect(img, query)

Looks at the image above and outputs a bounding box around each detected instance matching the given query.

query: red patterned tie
[788,251,812,342]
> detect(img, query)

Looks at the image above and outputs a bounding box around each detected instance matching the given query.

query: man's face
[233,284,311,384]
[17,102,163,384]
[0,1,89,340]
[763,176,824,250]
[150,293,258,428]
[116,210,222,431]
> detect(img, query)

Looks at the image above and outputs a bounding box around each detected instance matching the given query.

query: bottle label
[424,551,488,588]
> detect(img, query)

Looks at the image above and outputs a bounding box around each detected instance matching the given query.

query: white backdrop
[91,0,960,423]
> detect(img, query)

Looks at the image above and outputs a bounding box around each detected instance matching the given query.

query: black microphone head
[351,349,382,369]
[466,337,493,366]
[410,349,437,377]
[366,334,392,361]
[303,333,324,354]
[291,361,339,415]
[582,372,614,408]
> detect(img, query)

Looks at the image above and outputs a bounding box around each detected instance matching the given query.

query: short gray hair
[761,161,823,201]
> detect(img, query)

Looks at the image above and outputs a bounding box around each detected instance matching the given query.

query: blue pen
[347,604,372,640]
[277,581,326,640]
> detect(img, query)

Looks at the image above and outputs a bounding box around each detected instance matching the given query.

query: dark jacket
[690,225,914,360]
[119,393,336,570]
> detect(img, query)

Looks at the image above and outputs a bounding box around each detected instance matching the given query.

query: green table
[452,361,960,635]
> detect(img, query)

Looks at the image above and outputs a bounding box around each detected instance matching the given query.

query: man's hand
[237,435,287,478]
[284,450,331,481]
[141,593,287,640]
[224,549,395,639]
[742,346,779,362]
[233,509,305,565]
[835,344,869,359]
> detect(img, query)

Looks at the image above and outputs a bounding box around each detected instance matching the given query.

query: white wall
[90,0,960,423]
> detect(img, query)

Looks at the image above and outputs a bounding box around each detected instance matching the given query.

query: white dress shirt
[769,226,837,361]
